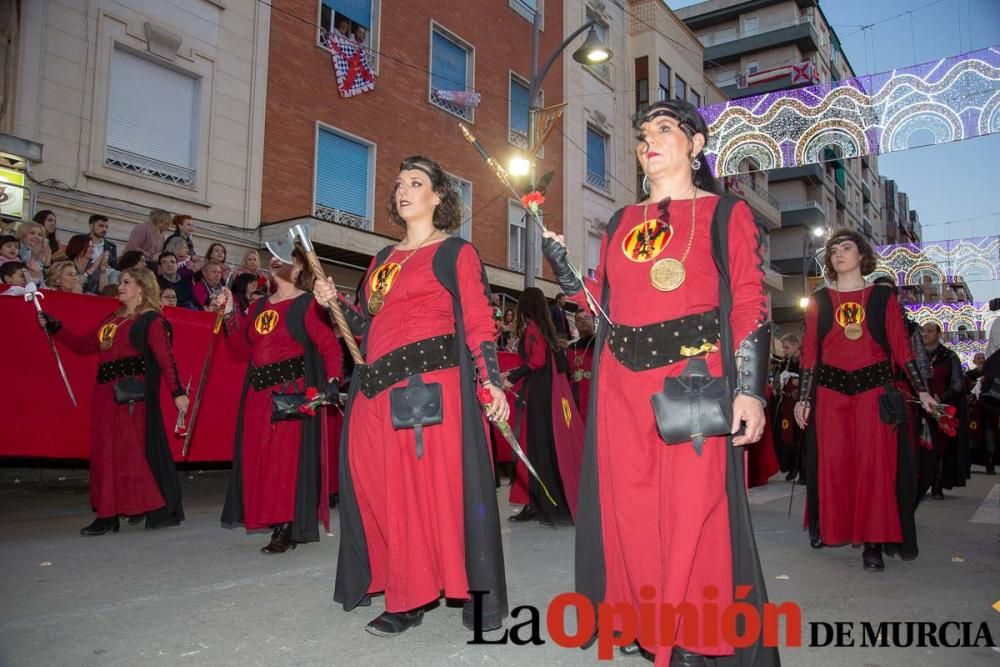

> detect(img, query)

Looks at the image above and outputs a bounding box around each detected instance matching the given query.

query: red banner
[1,291,247,461]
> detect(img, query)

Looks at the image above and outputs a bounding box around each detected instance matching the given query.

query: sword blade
[182,325,220,458]
[45,330,77,407]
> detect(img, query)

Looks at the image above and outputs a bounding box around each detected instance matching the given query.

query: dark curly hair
[822,229,877,281]
[387,155,462,232]
[632,99,721,196]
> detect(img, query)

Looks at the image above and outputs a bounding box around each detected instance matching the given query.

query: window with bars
[105,47,199,187]
[586,126,610,194]
[319,0,378,68]
[314,126,374,230]
[429,25,474,121]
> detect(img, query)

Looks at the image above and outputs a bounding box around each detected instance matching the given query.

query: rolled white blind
[107,47,198,169]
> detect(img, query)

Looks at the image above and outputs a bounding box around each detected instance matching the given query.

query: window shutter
[107,48,197,170]
[432,31,468,92]
[586,128,605,177]
[323,0,372,27]
[510,78,530,135]
[316,128,370,218]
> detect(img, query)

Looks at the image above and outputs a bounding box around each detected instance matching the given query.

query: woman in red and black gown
[543,99,775,666]
[795,231,936,571]
[218,249,343,553]
[41,268,188,535]
[566,310,596,422]
[504,287,579,527]
[317,156,509,637]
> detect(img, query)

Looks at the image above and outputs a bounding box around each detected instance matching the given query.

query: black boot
[784,469,797,482]
[81,516,119,536]
[669,645,713,666]
[809,534,823,549]
[123,514,145,525]
[931,475,944,499]
[261,523,296,554]
[329,493,339,508]
[365,609,425,637]
[508,506,538,523]
[862,543,884,571]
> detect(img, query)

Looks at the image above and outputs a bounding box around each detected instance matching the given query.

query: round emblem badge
[254,309,280,335]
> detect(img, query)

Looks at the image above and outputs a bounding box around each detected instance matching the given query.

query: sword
[25,284,77,407]
[182,306,226,458]
[459,124,611,327]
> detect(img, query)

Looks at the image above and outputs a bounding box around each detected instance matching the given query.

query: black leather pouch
[878,386,907,426]
[271,392,307,422]
[650,357,732,455]
[112,377,145,405]
[390,375,443,459]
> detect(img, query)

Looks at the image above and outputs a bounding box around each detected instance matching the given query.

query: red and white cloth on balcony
[738,60,818,88]
[323,32,375,98]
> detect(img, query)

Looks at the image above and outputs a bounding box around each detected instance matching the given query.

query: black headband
[399,162,436,181]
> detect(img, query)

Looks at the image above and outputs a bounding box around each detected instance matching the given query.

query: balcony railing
[728,174,780,209]
[586,170,611,193]
[699,15,818,48]
[314,204,371,230]
[509,128,528,150]
[779,199,824,213]
[430,89,473,121]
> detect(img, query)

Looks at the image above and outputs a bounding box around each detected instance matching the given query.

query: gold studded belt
[97,355,145,383]
[359,334,459,399]
[608,309,721,372]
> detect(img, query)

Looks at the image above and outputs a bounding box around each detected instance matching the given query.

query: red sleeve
[305,299,345,382]
[223,298,257,358]
[148,316,185,397]
[727,201,768,350]
[455,243,498,379]
[54,321,101,356]
[523,321,547,371]
[883,291,915,370]
[800,297,819,370]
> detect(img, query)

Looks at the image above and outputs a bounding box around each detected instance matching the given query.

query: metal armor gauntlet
[734,322,772,404]
[479,341,503,387]
[904,359,931,395]
[798,368,816,404]
[541,236,584,296]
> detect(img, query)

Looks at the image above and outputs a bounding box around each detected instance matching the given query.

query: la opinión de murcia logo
[465,589,998,657]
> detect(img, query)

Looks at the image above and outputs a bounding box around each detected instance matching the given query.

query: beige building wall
[12,0,269,258]
[561,0,633,278]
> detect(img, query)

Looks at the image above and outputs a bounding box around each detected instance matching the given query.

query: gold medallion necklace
[367,231,439,315]
[832,281,865,341]
[650,188,697,292]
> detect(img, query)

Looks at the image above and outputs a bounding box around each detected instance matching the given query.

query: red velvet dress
[509,320,549,506]
[58,315,183,518]
[569,197,765,661]
[348,242,495,613]
[801,286,914,545]
[229,297,343,530]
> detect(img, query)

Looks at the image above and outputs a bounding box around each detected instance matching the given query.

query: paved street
[1,466,998,667]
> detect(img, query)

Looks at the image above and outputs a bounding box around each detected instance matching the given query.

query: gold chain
[388,230,439,269]
[677,187,698,263]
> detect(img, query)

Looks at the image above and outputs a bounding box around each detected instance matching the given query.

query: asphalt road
[1,466,998,666]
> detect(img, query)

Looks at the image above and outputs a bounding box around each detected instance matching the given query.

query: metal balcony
[702,17,823,66]
[768,163,825,185]
[778,200,825,228]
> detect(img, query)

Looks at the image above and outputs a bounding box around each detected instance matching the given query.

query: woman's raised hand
[313,276,338,309]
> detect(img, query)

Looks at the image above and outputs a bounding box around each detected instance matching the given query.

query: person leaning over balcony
[125,209,173,264]
[542,99,776,666]
[795,230,937,571]
[313,155,509,638]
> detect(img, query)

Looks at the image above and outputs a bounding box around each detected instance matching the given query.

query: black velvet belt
[359,334,458,399]
[608,309,721,372]
[250,356,305,391]
[97,355,145,383]
[817,360,892,395]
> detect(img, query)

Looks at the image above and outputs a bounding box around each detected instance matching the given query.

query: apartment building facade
[260,0,570,295]
[2,0,270,257]
[675,0,886,324]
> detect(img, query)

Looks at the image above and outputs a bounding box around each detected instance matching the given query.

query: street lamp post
[520,11,611,288]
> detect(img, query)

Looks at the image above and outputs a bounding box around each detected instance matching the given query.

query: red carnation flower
[298,404,316,416]
[477,386,492,405]
[943,405,957,416]
[520,192,545,209]
[305,387,320,401]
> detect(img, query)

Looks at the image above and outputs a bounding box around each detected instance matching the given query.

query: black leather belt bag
[609,309,721,372]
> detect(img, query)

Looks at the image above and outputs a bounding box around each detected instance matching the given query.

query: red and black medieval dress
[566,332,595,422]
[56,310,185,526]
[221,293,343,543]
[769,355,802,476]
[334,237,508,631]
[566,195,777,665]
[917,342,968,498]
[507,319,584,525]
[800,285,924,557]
